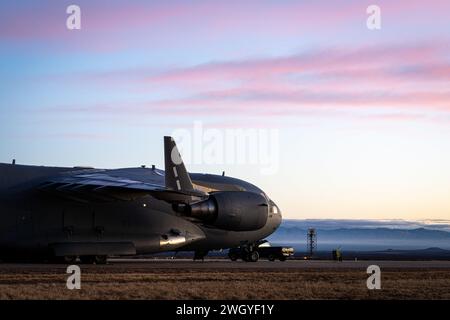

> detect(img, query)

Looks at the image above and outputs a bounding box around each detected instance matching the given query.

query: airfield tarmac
[0,259,449,299]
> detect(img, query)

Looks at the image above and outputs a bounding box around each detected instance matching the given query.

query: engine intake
[187,191,269,231]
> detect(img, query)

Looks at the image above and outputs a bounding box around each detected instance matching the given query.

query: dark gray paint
[0,138,281,260]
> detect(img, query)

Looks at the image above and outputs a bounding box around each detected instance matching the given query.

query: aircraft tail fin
[164,136,195,192]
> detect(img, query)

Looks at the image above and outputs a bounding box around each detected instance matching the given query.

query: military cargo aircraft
[0,137,281,263]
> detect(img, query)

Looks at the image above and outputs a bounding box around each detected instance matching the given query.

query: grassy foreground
[0,264,449,299]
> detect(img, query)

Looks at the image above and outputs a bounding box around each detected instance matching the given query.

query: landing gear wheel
[229,253,238,261]
[268,254,275,262]
[63,255,77,264]
[50,256,77,264]
[194,250,209,261]
[94,255,108,265]
[248,251,259,262]
[80,255,96,264]
[279,256,287,262]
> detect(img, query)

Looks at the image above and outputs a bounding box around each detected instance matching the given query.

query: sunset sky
[1,0,449,221]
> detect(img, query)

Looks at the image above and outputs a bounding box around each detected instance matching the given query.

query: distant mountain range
[268,219,450,251]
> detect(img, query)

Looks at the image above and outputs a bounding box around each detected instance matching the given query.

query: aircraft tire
[279,256,287,262]
[248,251,259,262]
[63,255,77,264]
[268,254,275,262]
[229,253,238,261]
[94,255,108,265]
[80,255,96,264]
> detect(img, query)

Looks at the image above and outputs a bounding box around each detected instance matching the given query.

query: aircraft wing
[38,171,206,203]
[37,136,207,203]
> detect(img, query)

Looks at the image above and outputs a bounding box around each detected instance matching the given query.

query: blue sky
[1,1,450,220]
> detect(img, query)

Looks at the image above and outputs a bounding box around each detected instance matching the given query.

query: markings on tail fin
[172,166,181,190]
[164,136,195,192]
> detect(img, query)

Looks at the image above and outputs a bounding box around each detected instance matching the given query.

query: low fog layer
[268,219,450,251]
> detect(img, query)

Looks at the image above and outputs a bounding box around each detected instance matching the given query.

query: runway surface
[1,259,450,270]
[0,259,449,299]
[110,259,450,269]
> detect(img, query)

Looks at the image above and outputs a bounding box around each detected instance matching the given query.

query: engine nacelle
[188,191,269,231]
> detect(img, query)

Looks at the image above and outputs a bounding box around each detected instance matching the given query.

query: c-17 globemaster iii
[0,137,281,263]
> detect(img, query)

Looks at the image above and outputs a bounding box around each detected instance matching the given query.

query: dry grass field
[0,261,449,300]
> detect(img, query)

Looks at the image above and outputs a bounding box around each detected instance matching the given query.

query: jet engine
[185,191,269,231]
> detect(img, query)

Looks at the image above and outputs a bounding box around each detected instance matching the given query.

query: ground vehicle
[228,242,294,262]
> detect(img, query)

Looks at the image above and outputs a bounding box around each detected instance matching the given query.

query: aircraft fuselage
[0,163,281,261]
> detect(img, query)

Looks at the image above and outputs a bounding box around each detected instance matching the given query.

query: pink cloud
[147,42,448,84]
[2,0,449,52]
[45,88,450,117]
[38,39,450,125]
[55,41,449,96]
[121,43,450,112]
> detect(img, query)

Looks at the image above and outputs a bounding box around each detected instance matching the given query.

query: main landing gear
[228,240,270,262]
[193,250,209,261]
[79,255,108,264]
[243,250,259,262]
[229,243,260,262]
[52,255,108,264]
[241,245,259,262]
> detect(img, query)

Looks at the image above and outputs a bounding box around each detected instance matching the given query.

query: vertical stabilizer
[164,136,195,192]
